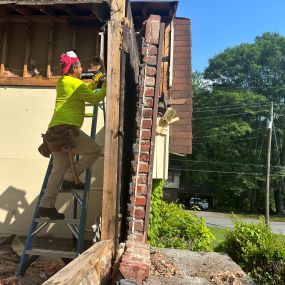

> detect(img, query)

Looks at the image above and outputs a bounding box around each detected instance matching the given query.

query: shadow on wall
[0,128,105,237]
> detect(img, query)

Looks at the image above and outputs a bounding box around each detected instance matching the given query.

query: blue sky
[176,0,285,72]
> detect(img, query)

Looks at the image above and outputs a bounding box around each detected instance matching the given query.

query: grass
[224,212,285,222]
[208,225,285,251]
[208,226,227,251]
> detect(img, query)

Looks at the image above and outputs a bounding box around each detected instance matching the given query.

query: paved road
[195,211,285,235]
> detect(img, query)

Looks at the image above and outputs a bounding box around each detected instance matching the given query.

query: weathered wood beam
[39,6,56,16]
[101,0,126,249]
[14,6,31,16]
[42,240,113,285]
[47,22,54,78]
[0,23,9,77]
[23,23,31,78]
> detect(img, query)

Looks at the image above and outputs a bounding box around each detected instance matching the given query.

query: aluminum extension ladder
[16,101,105,277]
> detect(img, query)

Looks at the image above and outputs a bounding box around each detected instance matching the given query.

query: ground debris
[210,270,246,285]
[150,249,179,278]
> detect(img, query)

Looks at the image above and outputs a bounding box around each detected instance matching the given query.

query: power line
[192,135,267,145]
[193,103,269,113]
[169,159,283,169]
[169,168,284,177]
[192,112,264,121]
[193,129,262,140]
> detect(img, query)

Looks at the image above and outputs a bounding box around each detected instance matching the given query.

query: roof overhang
[130,0,178,26]
[0,0,110,23]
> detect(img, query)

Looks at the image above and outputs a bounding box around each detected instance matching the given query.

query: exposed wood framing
[101,0,125,248]
[0,23,9,77]
[71,26,77,51]
[42,240,113,285]
[144,23,165,234]
[23,23,31,77]
[162,23,170,99]
[47,22,54,78]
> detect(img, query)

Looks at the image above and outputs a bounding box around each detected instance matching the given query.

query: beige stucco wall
[0,86,104,238]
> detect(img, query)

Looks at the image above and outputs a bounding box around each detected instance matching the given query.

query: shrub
[216,216,285,284]
[148,179,214,251]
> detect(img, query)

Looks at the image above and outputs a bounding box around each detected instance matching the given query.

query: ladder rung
[34,218,80,225]
[84,113,93,117]
[26,249,77,259]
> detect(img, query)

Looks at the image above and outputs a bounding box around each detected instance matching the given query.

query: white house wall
[0,86,104,238]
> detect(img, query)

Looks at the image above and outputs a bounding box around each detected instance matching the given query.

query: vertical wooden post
[47,22,54,78]
[0,22,9,77]
[23,23,31,77]
[72,26,77,51]
[101,0,126,248]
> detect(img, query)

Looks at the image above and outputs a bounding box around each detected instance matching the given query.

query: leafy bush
[148,179,214,251]
[216,217,285,284]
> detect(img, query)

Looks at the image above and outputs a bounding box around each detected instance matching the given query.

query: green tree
[204,32,285,213]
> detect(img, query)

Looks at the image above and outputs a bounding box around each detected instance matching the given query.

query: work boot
[61,180,85,192]
[37,207,65,220]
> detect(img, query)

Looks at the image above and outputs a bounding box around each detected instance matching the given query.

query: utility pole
[265,101,273,226]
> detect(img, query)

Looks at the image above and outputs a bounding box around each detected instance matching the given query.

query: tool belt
[38,124,80,158]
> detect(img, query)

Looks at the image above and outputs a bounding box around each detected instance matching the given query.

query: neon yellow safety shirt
[49,75,106,129]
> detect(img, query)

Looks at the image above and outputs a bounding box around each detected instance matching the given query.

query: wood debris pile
[149,249,179,278]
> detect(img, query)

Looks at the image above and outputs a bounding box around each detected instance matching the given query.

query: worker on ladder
[37,50,106,220]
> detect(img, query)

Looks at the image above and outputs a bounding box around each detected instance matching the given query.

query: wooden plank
[23,23,31,77]
[71,26,77,50]
[0,22,9,77]
[26,249,77,259]
[101,0,126,248]
[162,22,170,99]
[144,23,165,234]
[42,240,113,285]
[47,22,54,78]
[0,77,58,86]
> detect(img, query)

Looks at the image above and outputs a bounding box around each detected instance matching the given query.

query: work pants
[39,130,101,208]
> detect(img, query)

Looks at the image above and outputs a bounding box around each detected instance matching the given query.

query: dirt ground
[145,248,255,285]
[0,235,75,285]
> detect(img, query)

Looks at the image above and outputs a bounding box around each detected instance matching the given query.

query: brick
[173,138,192,146]
[140,151,149,161]
[128,218,144,232]
[143,55,157,66]
[132,175,148,185]
[140,140,151,151]
[139,162,149,173]
[141,129,151,140]
[145,14,161,45]
[128,205,145,218]
[174,46,190,53]
[142,46,158,55]
[144,97,154,108]
[145,66,156,76]
[136,184,148,195]
[145,87,155,97]
[143,108,153,118]
[145,76,155,87]
[128,233,145,243]
[141,118,152,128]
[119,262,150,282]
